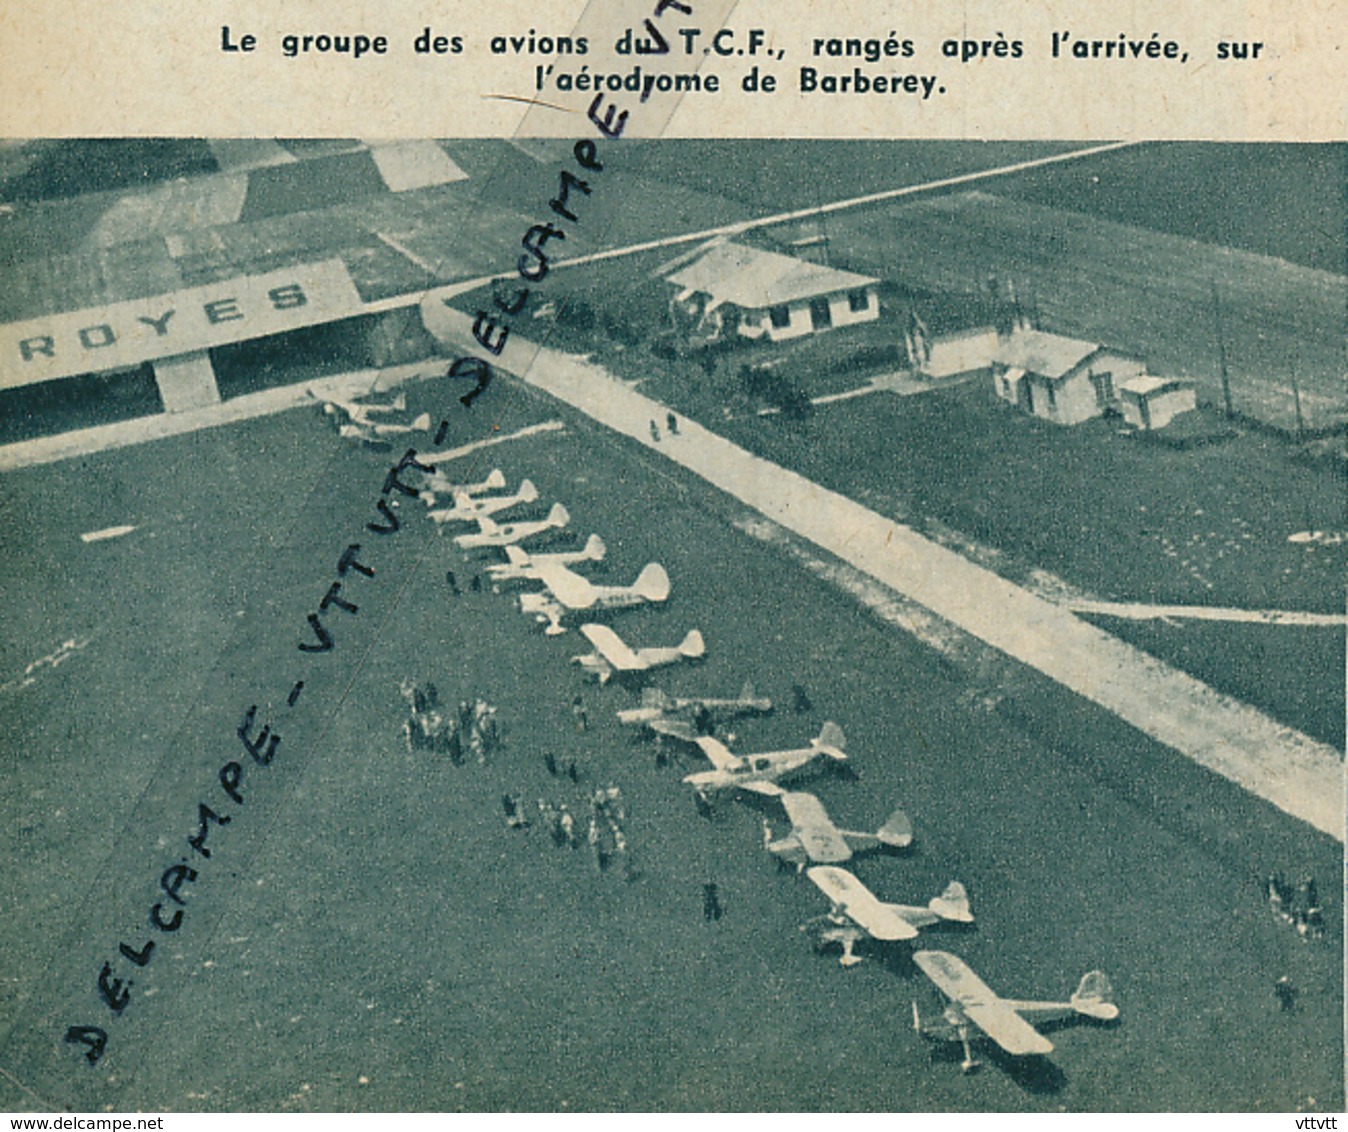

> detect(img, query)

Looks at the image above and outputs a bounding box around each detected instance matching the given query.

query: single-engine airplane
[520,561,670,635]
[417,466,507,505]
[426,478,538,524]
[912,949,1118,1072]
[308,388,431,442]
[683,723,848,802]
[616,682,772,741]
[571,623,706,684]
[803,866,973,967]
[764,791,913,871]
[484,535,608,584]
[454,503,570,549]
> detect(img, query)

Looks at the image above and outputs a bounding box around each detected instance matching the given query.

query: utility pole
[1289,354,1307,441]
[1211,279,1233,417]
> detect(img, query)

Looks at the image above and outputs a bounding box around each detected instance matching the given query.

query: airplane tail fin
[678,630,707,659]
[547,503,570,528]
[814,721,847,761]
[928,881,974,924]
[582,534,607,561]
[389,393,407,412]
[876,807,914,850]
[640,687,670,709]
[517,479,539,504]
[410,412,431,431]
[739,681,757,703]
[632,563,671,602]
[1070,971,1120,1021]
[484,468,507,491]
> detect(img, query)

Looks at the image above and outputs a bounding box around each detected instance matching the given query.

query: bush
[740,363,814,418]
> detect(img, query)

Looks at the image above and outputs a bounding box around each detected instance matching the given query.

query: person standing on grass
[1274,976,1296,1011]
[703,882,723,921]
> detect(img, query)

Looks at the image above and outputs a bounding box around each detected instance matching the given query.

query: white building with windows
[664,241,880,347]
[992,329,1147,426]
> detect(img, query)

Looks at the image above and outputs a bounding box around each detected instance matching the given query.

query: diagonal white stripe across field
[442,310,1345,841]
[1062,600,1346,627]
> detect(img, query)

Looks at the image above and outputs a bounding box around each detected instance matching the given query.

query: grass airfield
[0,374,1341,1112]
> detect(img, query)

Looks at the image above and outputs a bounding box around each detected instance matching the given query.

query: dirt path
[428,308,1345,840]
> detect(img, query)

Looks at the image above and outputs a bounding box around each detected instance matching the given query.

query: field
[767,191,1346,433]
[459,243,1346,749]
[599,141,1347,275]
[0,372,1341,1112]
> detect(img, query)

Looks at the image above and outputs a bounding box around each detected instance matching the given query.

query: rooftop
[664,241,879,310]
[996,328,1102,379]
[1119,374,1191,397]
[0,141,544,323]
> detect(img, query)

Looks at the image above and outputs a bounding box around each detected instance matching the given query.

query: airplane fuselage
[457,517,562,548]
[685,748,821,793]
[623,697,769,726]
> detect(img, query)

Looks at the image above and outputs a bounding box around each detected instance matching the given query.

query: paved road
[429,308,1344,840]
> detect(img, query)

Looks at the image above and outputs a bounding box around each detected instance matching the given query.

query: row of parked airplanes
[317,388,1120,1075]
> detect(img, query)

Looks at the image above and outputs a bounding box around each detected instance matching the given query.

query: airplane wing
[780,792,852,863]
[692,735,743,772]
[739,779,786,797]
[532,560,595,609]
[649,716,700,742]
[913,950,1054,1056]
[427,502,472,524]
[578,623,641,671]
[806,866,919,941]
[454,515,505,548]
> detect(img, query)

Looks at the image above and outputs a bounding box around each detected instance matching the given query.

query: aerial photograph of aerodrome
[0,138,1343,1113]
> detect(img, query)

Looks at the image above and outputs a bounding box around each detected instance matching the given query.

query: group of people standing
[529,785,631,873]
[399,679,501,765]
[1266,871,1324,1013]
[1266,872,1323,939]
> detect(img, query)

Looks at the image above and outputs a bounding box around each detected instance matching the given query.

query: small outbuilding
[664,241,880,347]
[911,324,1002,378]
[1117,375,1198,430]
[992,329,1146,425]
